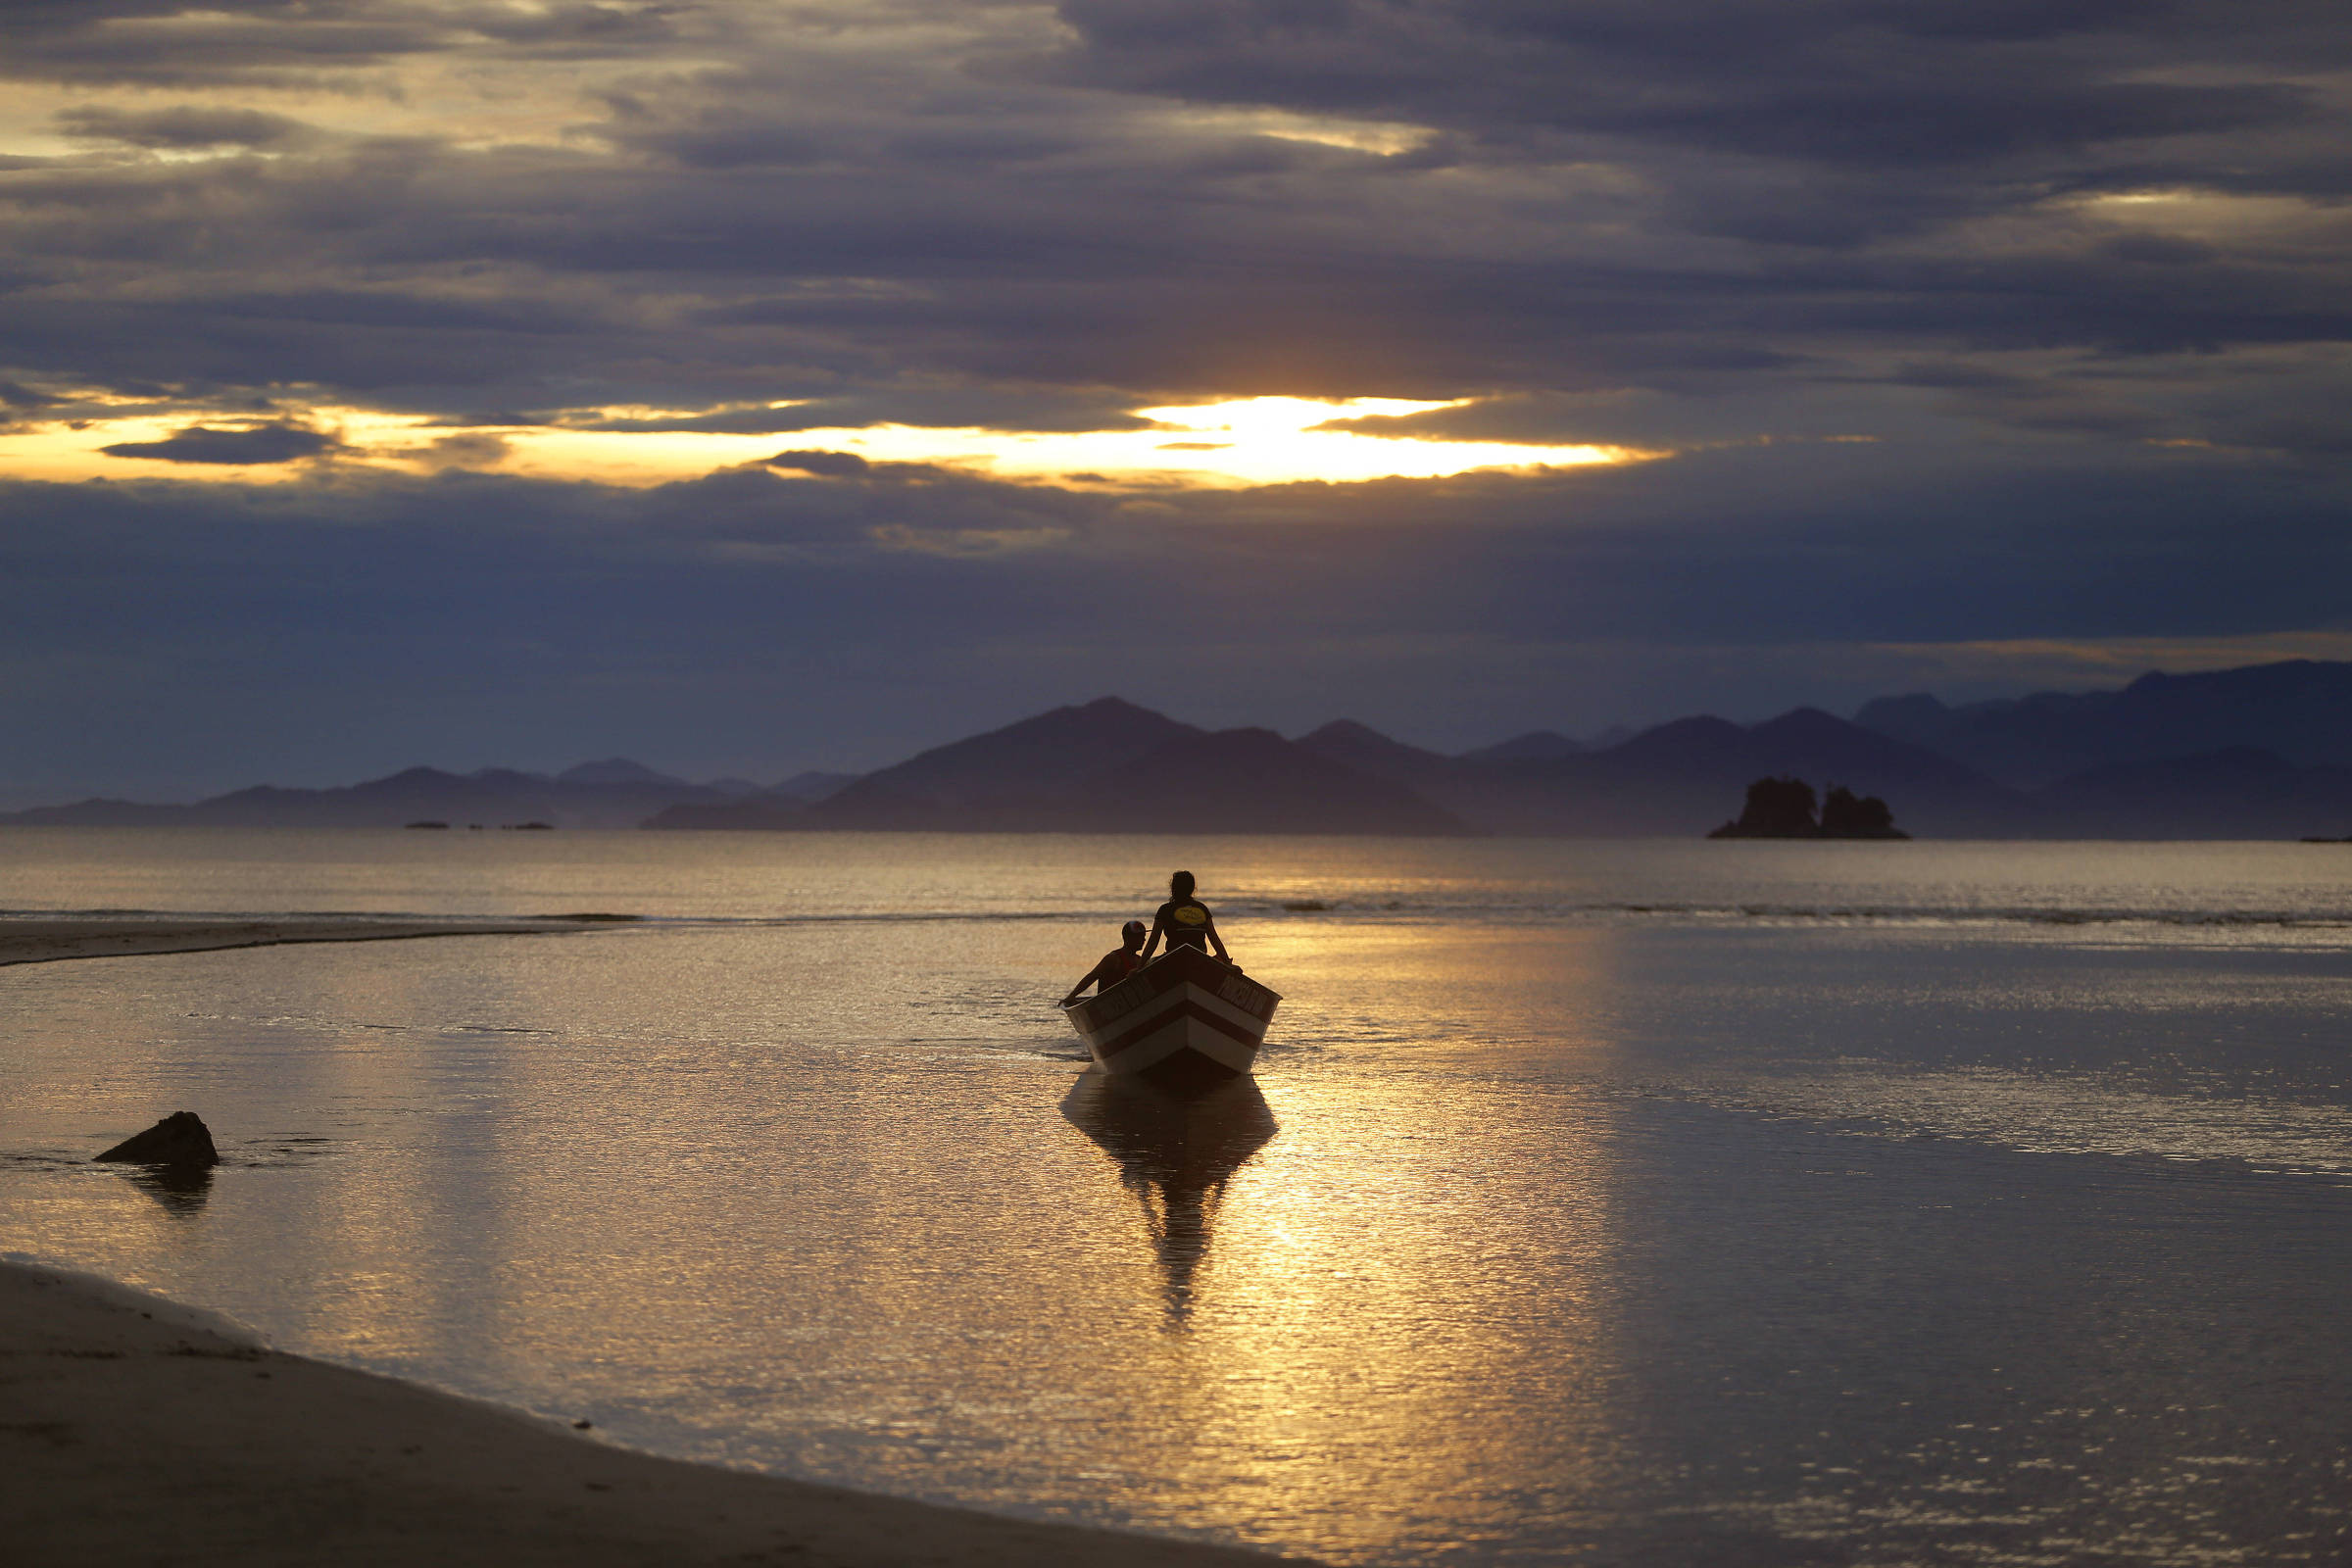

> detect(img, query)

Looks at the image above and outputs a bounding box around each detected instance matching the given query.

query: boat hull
[1062,946,1281,1088]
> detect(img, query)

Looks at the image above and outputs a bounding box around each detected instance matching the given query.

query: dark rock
[95,1111,220,1168]
[1709,776,1820,838]
[1711,776,1910,839]
[1820,785,1909,839]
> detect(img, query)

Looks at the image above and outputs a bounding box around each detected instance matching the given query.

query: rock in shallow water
[95,1111,219,1168]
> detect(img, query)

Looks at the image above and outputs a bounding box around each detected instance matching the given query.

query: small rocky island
[1708,776,1910,839]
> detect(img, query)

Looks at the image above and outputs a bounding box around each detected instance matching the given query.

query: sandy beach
[0,916,594,968]
[0,1260,1311,1567]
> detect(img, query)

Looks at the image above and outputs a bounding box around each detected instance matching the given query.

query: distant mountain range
[11,660,2352,838]
[1855,661,2352,788]
[0,760,858,832]
[643,700,1464,835]
[1290,707,2031,838]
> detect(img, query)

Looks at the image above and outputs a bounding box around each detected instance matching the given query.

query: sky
[3,0,2349,800]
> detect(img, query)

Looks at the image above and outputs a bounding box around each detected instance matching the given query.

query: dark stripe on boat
[1098,997,1264,1059]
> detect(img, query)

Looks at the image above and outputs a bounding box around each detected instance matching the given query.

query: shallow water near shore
[4,830,2351,1564]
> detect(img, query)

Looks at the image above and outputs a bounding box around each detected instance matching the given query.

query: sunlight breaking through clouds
[0,396,1659,489]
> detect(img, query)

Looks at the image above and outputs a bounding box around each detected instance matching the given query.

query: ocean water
[3,829,2350,1565]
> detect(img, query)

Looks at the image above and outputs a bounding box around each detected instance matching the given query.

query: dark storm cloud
[100,421,346,464]
[0,377,63,433]
[0,379,62,408]
[3,1,2346,424]
[767,450,873,477]
[1045,0,2326,161]
[57,104,319,149]
[0,4,452,87]
[0,0,686,85]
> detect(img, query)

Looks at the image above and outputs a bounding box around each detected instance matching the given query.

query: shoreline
[0,916,599,968]
[0,1257,1312,1566]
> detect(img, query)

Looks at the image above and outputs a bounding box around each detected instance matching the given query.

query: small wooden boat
[1061,945,1281,1088]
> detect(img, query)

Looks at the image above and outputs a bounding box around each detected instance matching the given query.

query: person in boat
[1060,919,1149,1007]
[1139,869,1237,968]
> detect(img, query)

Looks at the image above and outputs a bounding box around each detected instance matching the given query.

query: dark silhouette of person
[1140,870,1235,966]
[1061,919,1148,1006]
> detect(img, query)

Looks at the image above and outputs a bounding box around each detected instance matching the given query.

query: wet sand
[0,1260,1309,1567]
[0,916,587,967]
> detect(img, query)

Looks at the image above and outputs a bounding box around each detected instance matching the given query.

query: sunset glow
[0,395,1656,489]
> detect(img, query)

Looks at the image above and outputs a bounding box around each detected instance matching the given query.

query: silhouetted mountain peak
[813,697,1201,822]
[1853,692,1950,731]
[772,770,858,803]
[1296,720,1458,796]
[1096,727,1465,835]
[1608,714,1751,766]
[1071,695,1166,720]
[463,767,553,792]
[1459,730,1584,763]
[2073,745,2297,783]
[1747,707,1859,746]
[558,758,683,787]
[1856,658,2352,788]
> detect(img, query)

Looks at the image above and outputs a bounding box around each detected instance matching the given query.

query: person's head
[1121,918,1147,951]
[1169,869,1196,900]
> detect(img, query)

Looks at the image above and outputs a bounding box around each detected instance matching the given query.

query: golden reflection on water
[1061,1074,1276,1327]
[9,841,2352,1567]
[1054,1033,1627,1561]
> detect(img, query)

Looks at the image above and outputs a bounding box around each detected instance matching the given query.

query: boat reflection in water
[1060,1070,1277,1326]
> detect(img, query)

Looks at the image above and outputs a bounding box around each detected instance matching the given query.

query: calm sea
[4,829,2350,1565]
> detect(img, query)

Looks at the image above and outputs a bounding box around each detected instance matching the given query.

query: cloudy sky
[4,0,2349,798]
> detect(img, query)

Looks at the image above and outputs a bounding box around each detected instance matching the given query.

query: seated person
[1060,919,1148,1006]
[1139,869,1236,967]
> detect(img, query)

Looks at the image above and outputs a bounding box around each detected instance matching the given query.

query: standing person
[1140,869,1237,967]
[1060,920,1148,1007]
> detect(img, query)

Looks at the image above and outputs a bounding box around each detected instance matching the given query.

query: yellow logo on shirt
[1175,906,1206,925]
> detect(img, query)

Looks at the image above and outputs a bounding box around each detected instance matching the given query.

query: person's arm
[1059,954,1111,1007]
[1138,908,1166,964]
[1203,911,1233,965]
